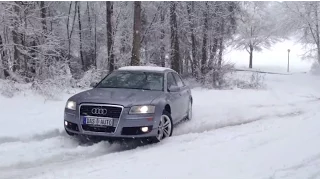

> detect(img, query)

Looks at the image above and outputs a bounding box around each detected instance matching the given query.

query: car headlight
[129,105,155,114]
[66,101,76,110]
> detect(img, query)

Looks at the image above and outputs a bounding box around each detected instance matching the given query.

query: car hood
[70,88,164,107]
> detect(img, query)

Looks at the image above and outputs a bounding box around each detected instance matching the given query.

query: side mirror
[90,82,97,88]
[168,85,180,92]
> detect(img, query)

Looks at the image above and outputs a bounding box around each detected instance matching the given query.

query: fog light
[64,121,68,126]
[141,127,149,132]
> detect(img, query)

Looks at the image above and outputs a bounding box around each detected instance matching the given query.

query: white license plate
[85,117,113,126]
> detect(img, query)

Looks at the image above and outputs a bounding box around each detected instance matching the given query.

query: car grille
[82,125,116,133]
[80,104,122,118]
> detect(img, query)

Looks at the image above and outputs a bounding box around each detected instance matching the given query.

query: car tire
[150,110,173,143]
[186,100,193,121]
[76,135,101,145]
[65,128,75,136]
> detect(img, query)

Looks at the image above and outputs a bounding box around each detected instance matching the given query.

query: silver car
[64,66,193,143]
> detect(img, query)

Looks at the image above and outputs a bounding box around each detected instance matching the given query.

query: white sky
[225,39,313,73]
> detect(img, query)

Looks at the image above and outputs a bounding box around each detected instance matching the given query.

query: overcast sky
[225,39,313,73]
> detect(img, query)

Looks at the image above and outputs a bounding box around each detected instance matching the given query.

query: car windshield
[96,71,164,91]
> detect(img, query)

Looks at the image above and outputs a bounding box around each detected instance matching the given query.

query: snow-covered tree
[234,2,283,68]
[0,1,239,88]
[283,1,320,64]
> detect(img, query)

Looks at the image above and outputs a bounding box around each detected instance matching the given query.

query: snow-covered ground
[1,70,320,178]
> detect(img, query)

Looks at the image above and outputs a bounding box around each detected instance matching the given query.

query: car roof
[117,66,175,73]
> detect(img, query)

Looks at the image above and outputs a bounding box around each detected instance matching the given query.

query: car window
[173,73,184,87]
[167,72,177,88]
[96,71,164,91]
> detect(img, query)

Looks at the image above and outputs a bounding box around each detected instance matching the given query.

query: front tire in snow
[65,128,75,136]
[186,100,193,121]
[151,111,173,143]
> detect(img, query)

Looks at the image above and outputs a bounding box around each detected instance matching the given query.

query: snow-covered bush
[31,61,74,100]
[183,77,203,89]
[0,80,24,98]
[201,62,235,89]
[229,71,266,89]
[31,79,61,100]
[310,62,320,75]
[76,67,107,88]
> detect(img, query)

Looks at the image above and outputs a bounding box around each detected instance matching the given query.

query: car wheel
[76,135,101,145]
[65,128,75,136]
[152,111,173,143]
[186,100,193,121]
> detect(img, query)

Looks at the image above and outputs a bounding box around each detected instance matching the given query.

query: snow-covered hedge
[310,62,320,75]
[0,80,26,98]
[184,70,266,90]
[0,64,267,100]
[75,67,107,88]
[229,71,266,89]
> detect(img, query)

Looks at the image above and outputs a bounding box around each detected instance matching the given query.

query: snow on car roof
[118,66,173,72]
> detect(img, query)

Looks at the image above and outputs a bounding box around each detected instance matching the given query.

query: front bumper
[64,106,159,138]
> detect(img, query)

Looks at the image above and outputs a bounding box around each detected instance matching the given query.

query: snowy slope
[1,72,320,178]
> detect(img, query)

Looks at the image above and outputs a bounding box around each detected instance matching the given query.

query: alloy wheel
[156,114,172,141]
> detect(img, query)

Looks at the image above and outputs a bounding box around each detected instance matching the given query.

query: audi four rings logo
[91,108,108,115]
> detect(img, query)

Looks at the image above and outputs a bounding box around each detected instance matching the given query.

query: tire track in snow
[0,96,308,176]
[0,134,145,174]
[173,110,304,136]
[0,108,304,172]
[270,153,320,178]
[0,129,65,145]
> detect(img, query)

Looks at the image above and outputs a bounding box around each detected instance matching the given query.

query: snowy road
[1,73,320,178]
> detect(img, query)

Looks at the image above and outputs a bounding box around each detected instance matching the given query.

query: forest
[0,1,319,89]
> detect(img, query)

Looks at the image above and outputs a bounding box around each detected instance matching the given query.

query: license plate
[84,117,113,126]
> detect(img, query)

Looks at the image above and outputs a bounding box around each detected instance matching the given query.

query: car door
[172,72,190,119]
[166,72,181,123]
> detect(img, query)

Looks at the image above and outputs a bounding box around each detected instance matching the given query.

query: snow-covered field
[1,71,320,178]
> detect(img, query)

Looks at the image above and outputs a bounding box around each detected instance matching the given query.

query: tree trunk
[22,6,28,78]
[314,3,320,64]
[218,18,225,68]
[141,9,148,65]
[48,7,53,32]
[0,35,4,79]
[187,2,196,77]
[86,2,93,66]
[39,1,47,79]
[160,6,166,67]
[67,2,77,58]
[170,1,180,73]
[40,1,47,35]
[120,2,129,62]
[106,1,115,71]
[201,2,209,77]
[94,13,97,67]
[185,49,189,75]
[87,2,92,37]
[12,2,23,73]
[249,44,253,68]
[249,25,253,69]
[209,4,219,69]
[3,27,9,78]
[66,2,72,58]
[30,40,36,76]
[130,1,142,66]
[209,38,218,68]
[77,2,85,71]
[218,38,223,68]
